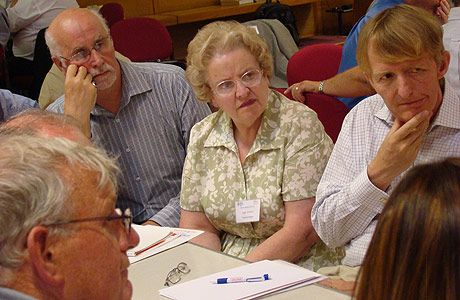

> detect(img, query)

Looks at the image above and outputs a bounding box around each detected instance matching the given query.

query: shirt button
[135,177,141,182]
[115,118,121,123]
[126,147,131,153]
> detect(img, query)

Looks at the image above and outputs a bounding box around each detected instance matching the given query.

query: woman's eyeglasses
[212,70,263,97]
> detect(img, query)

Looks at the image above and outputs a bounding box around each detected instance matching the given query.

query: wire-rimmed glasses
[212,69,263,97]
[43,208,132,237]
[59,35,113,64]
[164,262,191,286]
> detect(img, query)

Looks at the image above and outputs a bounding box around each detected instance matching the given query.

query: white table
[128,242,351,300]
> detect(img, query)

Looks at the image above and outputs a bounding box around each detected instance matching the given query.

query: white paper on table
[129,225,203,264]
[127,225,172,256]
[158,259,326,300]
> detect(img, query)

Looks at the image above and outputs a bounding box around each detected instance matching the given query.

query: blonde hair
[185,21,274,103]
[356,5,444,75]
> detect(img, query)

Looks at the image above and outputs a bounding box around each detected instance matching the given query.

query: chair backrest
[110,17,173,62]
[100,2,124,28]
[31,27,53,100]
[287,43,343,84]
[286,44,349,143]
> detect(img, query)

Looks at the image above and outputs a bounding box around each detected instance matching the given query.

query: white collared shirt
[312,81,460,266]
[6,0,78,60]
[443,7,460,99]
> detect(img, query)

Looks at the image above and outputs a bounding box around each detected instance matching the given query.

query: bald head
[4,109,91,145]
[45,8,109,58]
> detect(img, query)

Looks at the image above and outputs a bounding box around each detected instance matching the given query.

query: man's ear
[51,56,67,74]
[363,71,374,90]
[437,50,450,79]
[26,226,64,286]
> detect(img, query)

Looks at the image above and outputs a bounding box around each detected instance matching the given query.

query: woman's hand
[179,209,222,251]
[244,198,319,263]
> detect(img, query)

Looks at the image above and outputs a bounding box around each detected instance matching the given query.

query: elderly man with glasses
[0,131,139,300]
[45,8,210,227]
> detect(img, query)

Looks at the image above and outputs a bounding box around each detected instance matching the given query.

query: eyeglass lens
[164,262,190,286]
[115,208,132,236]
[215,70,262,96]
[68,36,111,63]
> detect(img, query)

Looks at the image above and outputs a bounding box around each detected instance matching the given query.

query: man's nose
[396,76,414,99]
[88,48,104,68]
[121,226,140,252]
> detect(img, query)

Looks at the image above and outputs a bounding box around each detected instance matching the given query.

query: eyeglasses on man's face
[212,69,263,98]
[60,35,113,64]
[44,207,132,237]
[164,262,190,286]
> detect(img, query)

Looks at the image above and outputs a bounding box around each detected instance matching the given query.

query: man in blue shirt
[0,89,38,121]
[285,0,450,109]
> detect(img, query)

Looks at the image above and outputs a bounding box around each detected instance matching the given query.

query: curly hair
[185,20,274,103]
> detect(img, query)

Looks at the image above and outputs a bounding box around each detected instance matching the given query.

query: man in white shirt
[443,0,460,97]
[312,4,460,286]
[5,0,78,95]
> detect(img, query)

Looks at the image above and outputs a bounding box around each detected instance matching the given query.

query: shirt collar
[374,79,460,130]
[204,90,283,153]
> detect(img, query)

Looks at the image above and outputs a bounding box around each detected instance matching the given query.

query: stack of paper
[127,226,172,256]
[128,225,203,264]
[159,259,326,300]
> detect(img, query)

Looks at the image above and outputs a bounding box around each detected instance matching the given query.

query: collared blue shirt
[0,287,37,300]
[0,89,39,122]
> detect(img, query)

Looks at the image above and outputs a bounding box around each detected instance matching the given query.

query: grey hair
[45,8,110,61]
[0,133,119,276]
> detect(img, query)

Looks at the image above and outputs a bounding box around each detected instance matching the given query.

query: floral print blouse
[181,90,344,270]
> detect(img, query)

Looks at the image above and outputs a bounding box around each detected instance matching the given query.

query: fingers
[437,0,450,24]
[65,64,92,81]
[285,83,307,103]
[392,110,431,139]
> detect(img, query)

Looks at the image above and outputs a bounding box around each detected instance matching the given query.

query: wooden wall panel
[155,0,220,14]
[77,0,154,18]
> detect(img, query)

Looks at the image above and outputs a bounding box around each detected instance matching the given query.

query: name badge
[235,199,260,223]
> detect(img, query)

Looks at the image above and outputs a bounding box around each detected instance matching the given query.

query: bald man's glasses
[60,36,112,64]
[45,208,132,237]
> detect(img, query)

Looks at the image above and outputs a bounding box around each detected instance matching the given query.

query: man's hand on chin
[64,64,97,138]
[367,110,432,191]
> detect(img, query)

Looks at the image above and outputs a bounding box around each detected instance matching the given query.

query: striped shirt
[312,81,460,266]
[48,60,210,226]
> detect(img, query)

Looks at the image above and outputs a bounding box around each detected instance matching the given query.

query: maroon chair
[286,44,349,143]
[99,3,124,28]
[110,17,173,63]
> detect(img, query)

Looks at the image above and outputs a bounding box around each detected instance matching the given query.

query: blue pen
[214,274,271,284]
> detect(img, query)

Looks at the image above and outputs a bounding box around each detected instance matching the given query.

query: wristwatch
[318,80,326,94]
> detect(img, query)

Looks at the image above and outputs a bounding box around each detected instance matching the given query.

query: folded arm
[244,198,319,263]
[179,209,222,252]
